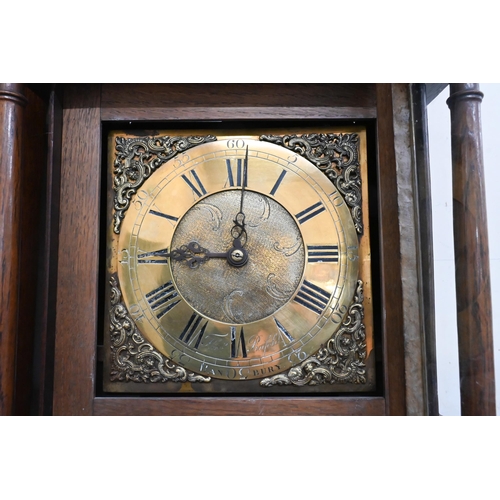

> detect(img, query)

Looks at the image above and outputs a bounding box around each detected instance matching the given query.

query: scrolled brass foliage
[260,133,363,234]
[109,275,211,384]
[113,135,217,233]
[260,280,366,387]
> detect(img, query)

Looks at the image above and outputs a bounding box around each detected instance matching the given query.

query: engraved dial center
[170,190,305,324]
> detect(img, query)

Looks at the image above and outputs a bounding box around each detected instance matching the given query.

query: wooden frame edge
[94,396,386,416]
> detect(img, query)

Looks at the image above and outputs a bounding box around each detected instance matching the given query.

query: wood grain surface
[52,84,102,415]
[0,83,26,415]
[101,83,376,121]
[101,83,376,108]
[94,396,385,416]
[448,83,496,415]
[375,84,407,415]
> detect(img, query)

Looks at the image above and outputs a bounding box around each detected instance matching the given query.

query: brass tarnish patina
[113,135,217,233]
[109,274,211,384]
[106,130,374,392]
[170,190,305,324]
[260,133,363,234]
[260,280,366,387]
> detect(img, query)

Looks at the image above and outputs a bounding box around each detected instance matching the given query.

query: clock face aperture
[117,138,359,380]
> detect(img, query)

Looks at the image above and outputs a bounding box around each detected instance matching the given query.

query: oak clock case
[104,130,374,394]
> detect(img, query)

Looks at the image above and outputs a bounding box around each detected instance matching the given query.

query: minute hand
[231,145,248,244]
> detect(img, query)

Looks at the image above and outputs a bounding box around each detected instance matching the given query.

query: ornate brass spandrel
[260,133,363,234]
[113,135,217,233]
[260,280,366,387]
[108,274,211,384]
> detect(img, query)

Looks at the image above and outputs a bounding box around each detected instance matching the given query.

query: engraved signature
[247,332,281,355]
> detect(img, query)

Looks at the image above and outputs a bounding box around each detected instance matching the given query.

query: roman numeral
[270,169,287,196]
[181,170,207,198]
[137,248,169,264]
[225,158,247,187]
[230,326,247,358]
[295,201,326,224]
[146,281,180,319]
[293,280,331,315]
[307,245,339,263]
[179,313,208,349]
[149,209,179,223]
[274,318,294,342]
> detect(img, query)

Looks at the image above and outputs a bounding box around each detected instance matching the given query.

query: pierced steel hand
[138,241,248,269]
[231,145,248,246]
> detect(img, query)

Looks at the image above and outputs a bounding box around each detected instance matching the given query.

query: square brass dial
[103,126,375,395]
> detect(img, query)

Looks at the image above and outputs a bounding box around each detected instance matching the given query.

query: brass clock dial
[115,138,360,381]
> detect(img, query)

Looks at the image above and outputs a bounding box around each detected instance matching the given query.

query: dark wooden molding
[30,86,63,415]
[0,83,26,415]
[0,85,27,106]
[410,84,439,415]
[447,83,496,415]
[101,105,376,122]
[100,83,376,121]
[100,83,376,108]
[14,86,49,415]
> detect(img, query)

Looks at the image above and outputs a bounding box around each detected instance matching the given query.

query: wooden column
[0,83,26,415]
[447,83,496,415]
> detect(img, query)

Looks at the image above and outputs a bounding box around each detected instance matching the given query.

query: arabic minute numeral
[226,139,246,149]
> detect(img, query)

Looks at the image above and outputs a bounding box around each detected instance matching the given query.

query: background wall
[427,83,499,415]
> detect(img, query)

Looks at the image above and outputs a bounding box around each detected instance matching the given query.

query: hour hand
[137,240,248,269]
[175,242,249,268]
[137,242,227,269]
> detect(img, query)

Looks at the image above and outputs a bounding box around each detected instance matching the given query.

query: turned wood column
[447,83,496,415]
[0,83,26,415]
